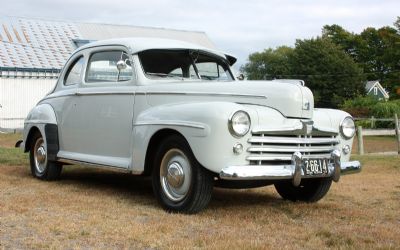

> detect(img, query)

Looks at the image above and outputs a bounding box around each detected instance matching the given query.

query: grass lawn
[0,134,399,249]
[352,135,398,154]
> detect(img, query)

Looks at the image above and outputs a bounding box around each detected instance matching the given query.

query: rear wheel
[152,135,214,213]
[274,178,332,202]
[29,131,62,180]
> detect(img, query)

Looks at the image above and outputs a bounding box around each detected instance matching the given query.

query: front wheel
[29,131,62,180]
[152,135,214,213]
[274,178,332,202]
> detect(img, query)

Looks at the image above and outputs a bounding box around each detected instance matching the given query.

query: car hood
[142,80,314,119]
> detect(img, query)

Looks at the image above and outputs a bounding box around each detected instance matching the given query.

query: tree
[357,27,400,93]
[322,22,400,96]
[394,16,400,32]
[288,38,364,108]
[322,24,357,57]
[242,46,294,80]
[243,38,364,108]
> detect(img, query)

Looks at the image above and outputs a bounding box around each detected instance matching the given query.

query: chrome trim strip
[58,158,135,173]
[247,146,334,153]
[313,126,339,134]
[252,124,303,134]
[42,93,75,101]
[246,155,293,161]
[135,91,267,99]
[252,124,338,136]
[246,154,332,161]
[41,91,134,101]
[248,137,339,144]
[133,121,205,129]
[76,91,134,96]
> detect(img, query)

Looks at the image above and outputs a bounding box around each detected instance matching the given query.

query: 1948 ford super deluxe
[19,38,361,213]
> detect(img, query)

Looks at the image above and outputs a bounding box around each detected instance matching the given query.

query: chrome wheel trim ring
[33,138,47,174]
[160,149,192,202]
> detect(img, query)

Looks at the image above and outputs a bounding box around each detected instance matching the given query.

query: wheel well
[143,129,184,176]
[24,126,40,152]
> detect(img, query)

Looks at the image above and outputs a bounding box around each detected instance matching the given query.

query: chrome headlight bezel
[340,116,356,139]
[228,111,251,137]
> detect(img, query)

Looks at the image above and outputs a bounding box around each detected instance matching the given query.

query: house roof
[365,80,379,92]
[0,15,216,70]
[365,80,390,99]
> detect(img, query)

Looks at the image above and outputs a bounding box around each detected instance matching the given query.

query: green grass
[352,154,400,169]
[0,147,28,166]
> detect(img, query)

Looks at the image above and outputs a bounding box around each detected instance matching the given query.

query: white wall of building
[0,78,57,130]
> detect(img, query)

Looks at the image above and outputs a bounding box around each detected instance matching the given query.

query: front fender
[132,102,258,173]
[314,108,355,162]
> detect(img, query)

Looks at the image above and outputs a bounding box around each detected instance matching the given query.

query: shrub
[341,96,400,128]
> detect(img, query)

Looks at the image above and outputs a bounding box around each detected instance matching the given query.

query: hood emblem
[303,101,310,111]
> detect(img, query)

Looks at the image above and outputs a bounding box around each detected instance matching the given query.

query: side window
[86,50,133,83]
[195,62,231,80]
[64,56,84,86]
[169,68,183,78]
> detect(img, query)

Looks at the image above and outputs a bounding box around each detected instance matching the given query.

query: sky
[1,0,399,68]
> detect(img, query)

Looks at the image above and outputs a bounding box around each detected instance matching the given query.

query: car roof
[75,37,237,65]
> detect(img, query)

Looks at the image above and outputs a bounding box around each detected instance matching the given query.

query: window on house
[373,86,378,95]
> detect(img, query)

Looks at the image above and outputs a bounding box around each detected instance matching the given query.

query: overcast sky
[1,0,399,67]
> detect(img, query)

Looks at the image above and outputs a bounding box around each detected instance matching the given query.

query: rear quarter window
[64,56,84,86]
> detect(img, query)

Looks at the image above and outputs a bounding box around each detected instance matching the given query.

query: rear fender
[23,104,59,160]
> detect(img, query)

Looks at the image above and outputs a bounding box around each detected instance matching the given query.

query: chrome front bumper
[219,150,361,186]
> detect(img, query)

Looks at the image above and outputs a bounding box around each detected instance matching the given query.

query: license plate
[303,158,329,176]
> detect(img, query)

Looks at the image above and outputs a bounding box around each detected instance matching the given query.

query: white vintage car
[20,38,361,213]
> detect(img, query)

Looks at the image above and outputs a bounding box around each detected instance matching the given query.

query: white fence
[0,77,57,131]
[355,114,400,155]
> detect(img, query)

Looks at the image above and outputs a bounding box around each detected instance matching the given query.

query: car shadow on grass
[59,166,284,207]
[60,167,154,197]
[25,165,299,210]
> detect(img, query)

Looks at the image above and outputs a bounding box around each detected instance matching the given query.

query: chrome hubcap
[166,162,185,188]
[36,146,46,163]
[160,149,191,202]
[34,138,47,174]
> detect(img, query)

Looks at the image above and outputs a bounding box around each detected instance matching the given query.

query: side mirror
[237,73,245,81]
[116,59,127,71]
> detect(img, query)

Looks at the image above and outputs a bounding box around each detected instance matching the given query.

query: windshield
[138,49,234,81]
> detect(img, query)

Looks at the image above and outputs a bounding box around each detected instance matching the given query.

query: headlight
[229,111,251,137]
[340,117,355,139]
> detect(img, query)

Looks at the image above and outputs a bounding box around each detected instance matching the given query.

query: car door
[59,46,136,169]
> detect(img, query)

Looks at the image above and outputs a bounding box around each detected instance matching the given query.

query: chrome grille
[247,133,339,165]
